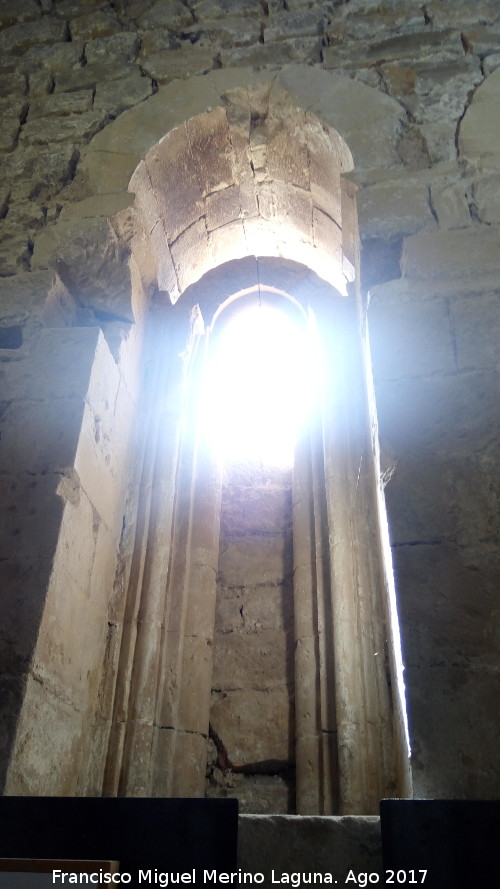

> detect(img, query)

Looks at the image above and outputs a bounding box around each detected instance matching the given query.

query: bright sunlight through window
[203,302,319,467]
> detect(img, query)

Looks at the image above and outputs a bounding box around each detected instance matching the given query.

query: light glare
[203,304,315,466]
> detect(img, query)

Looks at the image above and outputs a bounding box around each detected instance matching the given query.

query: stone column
[293,415,339,814]
[104,305,198,796]
[295,293,408,815]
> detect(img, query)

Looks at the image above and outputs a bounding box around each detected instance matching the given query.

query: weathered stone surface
[386,453,500,550]
[193,0,260,18]
[426,0,499,28]
[19,111,105,148]
[140,47,216,84]
[53,61,137,92]
[473,173,500,223]
[208,772,294,815]
[183,16,261,47]
[39,216,133,320]
[264,10,323,42]
[94,71,153,116]
[212,628,293,690]
[218,534,292,588]
[219,484,291,536]
[450,292,500,370]
[220,36,322,68]
[0,70,26,98]
[459,67,500,168]
[84,32,139,65]
[0,19,66,56]
[18,41,84,75]
[0,224,32,276]
[0,0,40,29]
[69,10,121,42]
[375,370,500,457]
[402,226,500,279]
[138,1,193,30]
[238,815,382,884]
[0,117,20,152]
[28,91,94,119]
[210,687,294,766]
[0,143,79,199]
[368,292,455,380]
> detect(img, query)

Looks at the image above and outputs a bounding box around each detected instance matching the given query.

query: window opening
[202,300,319,467]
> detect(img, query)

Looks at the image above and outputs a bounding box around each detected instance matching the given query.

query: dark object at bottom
[380,799,500,889]
[0,797,238,887]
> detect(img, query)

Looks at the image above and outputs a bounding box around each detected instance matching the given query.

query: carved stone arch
[4,66,411,812]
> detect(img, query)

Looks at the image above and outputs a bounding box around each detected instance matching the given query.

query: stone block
[0,558,54,673]
[375,370,500,458]
[211,628,293,691]
[192,0,259,19]
[0,473,64,561]
[0,117,20,151]
[69,10,121,41]
[204,184,241,232]
[28,91,94,119]
[53,61,137,93]
[368,294,455,380]
[217,584,293,634]
[426,0,498,27]
[385,452,455,545]
[140,47,216,84]
[1,143,79,199]
[237,814,382,880]
[183,16,261,47]
[0,71,26,98]
[220,484,292,536]
[5,668,88,794]
[264,10,322,42]
[267,118,310,190]
[169,217,212,293]
[94,71,153,117]
[79,149,140,196]
[407,661,500,800]
[218,535,293,588]
[280,68,401,171]
[176,636,214,733]
[145,124,204,243]
[137,0,194,30]
[220,36,321,69]
[210,687,294,767]
[6,200,45,230]
[43,216,133,321]
[17,41,84,75]
[0,224,33,275]
[451,293,500,370]
[312,206,342,262]
[19,111,105,147]
[0,19,67,56]
[0,401,86,482]
[258,181,313,242]
[0,270,54,325]
[358,178,435,239]
[187,106,234,196]
[0,0,40,28]
[85,32,140,65]
[402,226,500,279]
[459,68,500,169]
[207,771,294,815]
[473,173,500,224]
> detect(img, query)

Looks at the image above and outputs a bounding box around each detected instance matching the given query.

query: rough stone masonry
[1,0,500,819]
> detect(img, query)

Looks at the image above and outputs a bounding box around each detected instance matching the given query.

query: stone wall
[1,0,500,803]
[206,463,295,813]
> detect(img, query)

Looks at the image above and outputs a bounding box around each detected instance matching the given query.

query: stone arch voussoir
[32,66,407,325]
